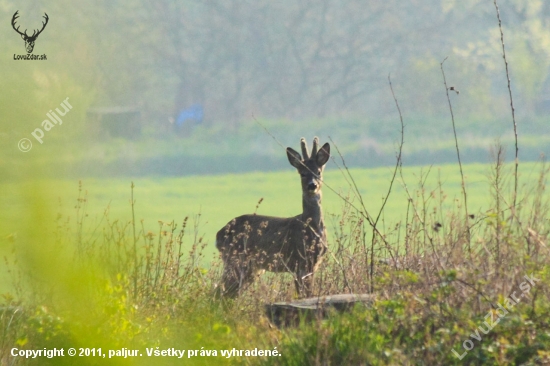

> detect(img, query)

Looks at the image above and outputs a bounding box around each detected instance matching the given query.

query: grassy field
[0,160,541,291]
[1,161,540,243]
[1,159,550,365]
[0,162,524,245]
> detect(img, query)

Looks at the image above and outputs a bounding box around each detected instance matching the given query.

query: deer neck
[302,192,324,236]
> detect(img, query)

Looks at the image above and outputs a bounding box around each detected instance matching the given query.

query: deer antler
[11,11,48,40]
[31,13,49,39]
[11,11,26,37]
[300,138,309,160]
[311,137,319,158]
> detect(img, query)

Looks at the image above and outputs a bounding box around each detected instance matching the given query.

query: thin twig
[253,115,396,267]
[253,116,372,225]
[327,137,375,225]
[327,138,396,257]
[376,75,404,227]
[493,0,519,214]
[368,74,405,292]
[440,57,471,255]
[131,182,138,300]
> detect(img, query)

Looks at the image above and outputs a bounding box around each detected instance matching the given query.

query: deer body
[216,137,330,298]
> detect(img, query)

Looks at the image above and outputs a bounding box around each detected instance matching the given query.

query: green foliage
[260,278,550,365]
[4,1,550,365]
[1,157,550,365]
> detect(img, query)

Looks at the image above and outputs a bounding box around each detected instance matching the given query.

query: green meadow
[3,160,550,365]
[0,160,538,269]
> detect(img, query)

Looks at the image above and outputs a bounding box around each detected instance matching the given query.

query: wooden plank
[265,294,375,328]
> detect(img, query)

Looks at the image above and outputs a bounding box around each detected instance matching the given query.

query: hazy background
[1,0,550,178]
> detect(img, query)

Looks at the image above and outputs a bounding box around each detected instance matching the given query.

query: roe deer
[215,137,330,298]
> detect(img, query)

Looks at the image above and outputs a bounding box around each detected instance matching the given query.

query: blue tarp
[176,104,203,127]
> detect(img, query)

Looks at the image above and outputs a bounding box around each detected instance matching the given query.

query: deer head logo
[12,11,49,54]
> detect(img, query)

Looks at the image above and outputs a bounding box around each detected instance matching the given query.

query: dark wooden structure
[265,293,375,328]
[87,106,141,139]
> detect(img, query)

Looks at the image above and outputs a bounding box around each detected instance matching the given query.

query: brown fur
[215,137,330,298]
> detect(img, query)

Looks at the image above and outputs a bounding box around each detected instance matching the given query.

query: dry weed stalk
[440,57,471,256]
[493,0,519,214]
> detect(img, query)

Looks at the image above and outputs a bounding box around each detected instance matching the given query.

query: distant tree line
[7,0,550,127]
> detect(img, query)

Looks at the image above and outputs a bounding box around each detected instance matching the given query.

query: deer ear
[316,143,330,166]
[286,147,302,169]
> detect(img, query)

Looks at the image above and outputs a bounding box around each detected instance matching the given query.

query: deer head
[12,11,49,54]
[286,137,330,198]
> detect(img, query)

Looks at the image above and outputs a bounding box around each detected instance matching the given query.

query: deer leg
[220,259,256,298]
[294,275,302,296]
[219,266,240,298]
[302,273,313,297]
[294,269,313,298]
